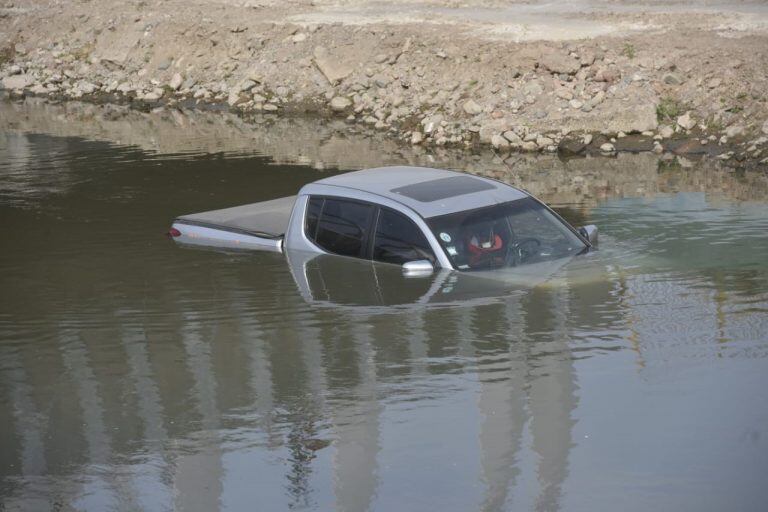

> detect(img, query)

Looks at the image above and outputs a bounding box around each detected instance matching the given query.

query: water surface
[1,104,768,512]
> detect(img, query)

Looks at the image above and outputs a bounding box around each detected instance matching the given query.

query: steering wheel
[505,237,541,266]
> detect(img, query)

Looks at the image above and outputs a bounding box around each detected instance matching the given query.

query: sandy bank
[1,0,767,167]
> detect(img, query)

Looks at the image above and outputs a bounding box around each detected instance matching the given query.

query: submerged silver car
[169,166,597,274]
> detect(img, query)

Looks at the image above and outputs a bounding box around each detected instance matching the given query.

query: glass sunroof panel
[390,176,495,202]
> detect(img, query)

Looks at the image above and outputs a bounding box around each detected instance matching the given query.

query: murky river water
[1,100,768,511]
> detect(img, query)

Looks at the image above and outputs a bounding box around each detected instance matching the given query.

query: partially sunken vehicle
[169,166,598,274]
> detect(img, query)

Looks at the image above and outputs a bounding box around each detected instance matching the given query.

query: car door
[305,196,376,258]
[371,207,436,266]
[305,196,437,266]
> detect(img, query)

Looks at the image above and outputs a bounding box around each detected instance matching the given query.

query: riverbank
[2,0,768,168]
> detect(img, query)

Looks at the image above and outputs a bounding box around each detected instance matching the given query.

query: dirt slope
[1,0,767,166]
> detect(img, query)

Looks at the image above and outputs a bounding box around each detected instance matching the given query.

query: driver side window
[373,208,436,265]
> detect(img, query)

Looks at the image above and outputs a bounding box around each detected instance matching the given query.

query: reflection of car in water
[169,166,598,275]
[286,250,580,311]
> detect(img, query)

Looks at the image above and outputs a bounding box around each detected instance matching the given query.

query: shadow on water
[1,99,768,512]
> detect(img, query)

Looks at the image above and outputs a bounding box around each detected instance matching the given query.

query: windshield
[427,197,587,271]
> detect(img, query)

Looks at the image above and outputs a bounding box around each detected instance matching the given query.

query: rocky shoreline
[2,0,768,170]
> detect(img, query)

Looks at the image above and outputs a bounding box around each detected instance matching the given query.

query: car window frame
[426,196,589,271]
[369,206,437,266]
[305,195,378,259]
[305,195,437,265]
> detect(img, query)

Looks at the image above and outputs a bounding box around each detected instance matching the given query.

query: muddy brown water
[1,106,768,511]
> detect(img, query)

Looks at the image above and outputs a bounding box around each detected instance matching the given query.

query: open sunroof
[390,175,495,203]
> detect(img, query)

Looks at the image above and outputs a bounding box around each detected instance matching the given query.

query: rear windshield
[427,197,586,271]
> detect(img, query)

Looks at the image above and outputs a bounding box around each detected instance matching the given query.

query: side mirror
[402,259,434,277]
[578,224,598,246]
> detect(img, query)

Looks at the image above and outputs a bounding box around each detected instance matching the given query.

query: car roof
[305,166,528,218]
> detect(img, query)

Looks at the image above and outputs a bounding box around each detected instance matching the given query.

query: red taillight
[167,227,181,238]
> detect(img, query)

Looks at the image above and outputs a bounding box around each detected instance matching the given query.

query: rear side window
[311,198,375,258]
[373,208,435,265]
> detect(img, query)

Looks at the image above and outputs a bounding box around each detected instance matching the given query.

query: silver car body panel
[171,195,294,252]
[171,221,283,252]
[175,195,296,237]
[282,194,325,255]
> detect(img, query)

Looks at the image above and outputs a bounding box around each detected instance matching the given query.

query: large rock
[246,69,263,83]
[92,29,141,67]
[725,125,745,138]
[239,79,257,92]
[142,88,163,101]
[663,72,685,85]
[579,49,598,66]
[2,74,32,90]
[523,81,543,96]
[536,135,554,147]
[659,125,674,138]
[228,89,249,107]
[169,73,183,91]
[30,84,49,95]
[537,101,657,135]
[558,137,587,155]
[540,51,581,75]
[584,91,605,110]
[626,105,659,133]
[76,81,97,94]
[491,134,509,150]
[762,119,768,135]
[677,112,696,130]
[478,119,507,143]
[313,46,353,85]
[463,99,483,115]
[503,130,522,145]
[593,66,619,83]
[707,77,722,89]
[421,114,443,134]
[329,96,352,112]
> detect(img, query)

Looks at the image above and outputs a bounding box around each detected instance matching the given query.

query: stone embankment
[2,0,768,168]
